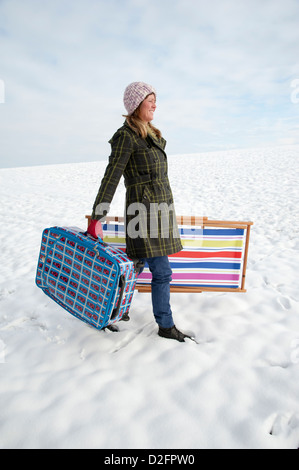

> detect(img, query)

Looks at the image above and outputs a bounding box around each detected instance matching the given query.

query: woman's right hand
[87,219,103,239]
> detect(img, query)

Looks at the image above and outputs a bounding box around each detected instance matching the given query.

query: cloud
[0,0,299,167]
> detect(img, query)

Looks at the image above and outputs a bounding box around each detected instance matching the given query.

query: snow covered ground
[0,145,299,449]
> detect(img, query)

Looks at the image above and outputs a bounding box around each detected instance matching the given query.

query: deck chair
[85,215,253,293]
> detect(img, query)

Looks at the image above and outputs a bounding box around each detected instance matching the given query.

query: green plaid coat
[91,121,182,259]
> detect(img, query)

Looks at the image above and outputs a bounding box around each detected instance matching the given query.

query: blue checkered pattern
[36,226,137,330]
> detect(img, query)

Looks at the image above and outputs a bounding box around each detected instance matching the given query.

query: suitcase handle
[110,274,126,320]
[83,231,108,247]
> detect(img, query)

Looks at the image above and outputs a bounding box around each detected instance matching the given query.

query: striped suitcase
[35,226,138,330]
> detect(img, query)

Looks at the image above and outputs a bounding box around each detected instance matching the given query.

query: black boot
[158,325,190,342]
[121,312,130,322]
[104,324,119,332]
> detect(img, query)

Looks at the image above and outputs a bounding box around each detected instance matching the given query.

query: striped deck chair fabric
[96,217,253,293]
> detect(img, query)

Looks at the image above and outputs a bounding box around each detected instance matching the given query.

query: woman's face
[138,93,156,123]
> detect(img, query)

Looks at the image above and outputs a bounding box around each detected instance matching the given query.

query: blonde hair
[123,96,162,140]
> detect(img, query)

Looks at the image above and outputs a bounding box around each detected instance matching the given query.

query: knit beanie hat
[123,81,156,115]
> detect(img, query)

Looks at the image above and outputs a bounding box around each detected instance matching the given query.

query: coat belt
[125,174,151,188]
[125,174,168,188]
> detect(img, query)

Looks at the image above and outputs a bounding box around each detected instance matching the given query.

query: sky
[0,0,299,168]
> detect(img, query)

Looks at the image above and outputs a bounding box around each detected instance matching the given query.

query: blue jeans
[139,256,174,329]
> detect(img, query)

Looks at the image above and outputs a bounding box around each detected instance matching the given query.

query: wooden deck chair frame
[86,215,253,294]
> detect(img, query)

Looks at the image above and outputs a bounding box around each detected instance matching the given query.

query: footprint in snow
[269,412,299,446]
[277,296,291,310]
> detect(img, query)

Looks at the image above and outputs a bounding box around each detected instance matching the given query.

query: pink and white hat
[123,82,156,115]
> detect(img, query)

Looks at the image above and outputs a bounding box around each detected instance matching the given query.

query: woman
[88,82,190,342]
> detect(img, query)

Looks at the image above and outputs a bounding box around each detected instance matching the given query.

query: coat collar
[147,132,167,154]
[123,120,166,154]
